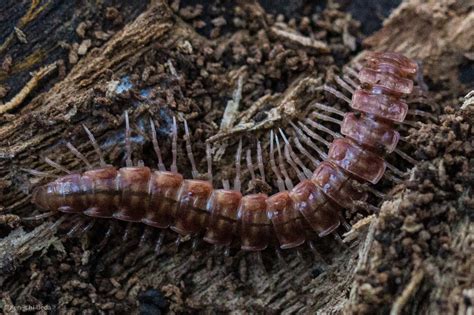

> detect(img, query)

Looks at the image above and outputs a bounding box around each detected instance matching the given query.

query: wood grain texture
[0,0,472,313]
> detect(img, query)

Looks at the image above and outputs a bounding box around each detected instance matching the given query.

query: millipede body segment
[31,51,418,251]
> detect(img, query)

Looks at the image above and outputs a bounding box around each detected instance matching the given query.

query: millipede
[26,51,425,260]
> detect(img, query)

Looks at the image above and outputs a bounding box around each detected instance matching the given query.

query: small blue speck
[116,76,133,93]
[140,88,151,98]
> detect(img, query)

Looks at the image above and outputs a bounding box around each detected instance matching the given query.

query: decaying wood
[0,220,64,276]
[0,62,57,115]
[363,0,474,93]
[0,0,472,313]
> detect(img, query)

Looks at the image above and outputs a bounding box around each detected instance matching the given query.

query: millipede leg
[333,233,347,249]
[149,118,166,171]
[341,219,352,232]
[183,118,199,179]
[342,74,359,90]
[278,129,313,179]
[224,246,230,257]
[355,61,364,71]
[80,219,96,235]
[122,222,133,241]
[245,148,257,183]
[385,162,407,178]
[174,235,183,252]
[296,248,305,263]
[22,211,57,221]
[256,140,266,183]
[296,121,331,148]
[139,226,153,247]
[154,232,165,255]
[353,200,380,214]
[358,182,386,200]
[82,124,107,167]
[308,240,329,266]
[66,142,92,169]
[67,220,86,238]
[270,130,285,192]
[305,116,341,138]
[335,75,355,94]
[171,116,178,173]
[21,168,58,179]
[124,111,133,167]
[401,119,420,128]
[212,244,220,257]
[288,147,313,179]
[309,111,343,126]
[318,85,351,104]
[408,97,438,111]
[344,64,361,77]
[309,102,345,117]
[351,180,386,200]
[308,111,342,127]
[274,132,293,190]
[285,145,307,180]
[292,136,320,168]
[191,237,200,252]
[97,223,114,251]
[206,143,213,183]
[233,138,242,191]
[48,215,67,231]
[291,122,328,159]
[413,60,429,92]
[253,252,267,274]
[394,148,418,165]
[275,248,288,268]
[45,157,72,174]
[222,179,230,190]
[167,59,185,100]
[279,130,306,181]
[384,172,403,184]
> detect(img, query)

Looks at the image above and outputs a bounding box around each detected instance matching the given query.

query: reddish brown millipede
[28,51,421,255]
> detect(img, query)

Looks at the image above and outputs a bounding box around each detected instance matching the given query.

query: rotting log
[0,0,473,313]
[363,0,474,93]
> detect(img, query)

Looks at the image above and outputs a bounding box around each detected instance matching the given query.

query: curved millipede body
[31,51,419,252]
